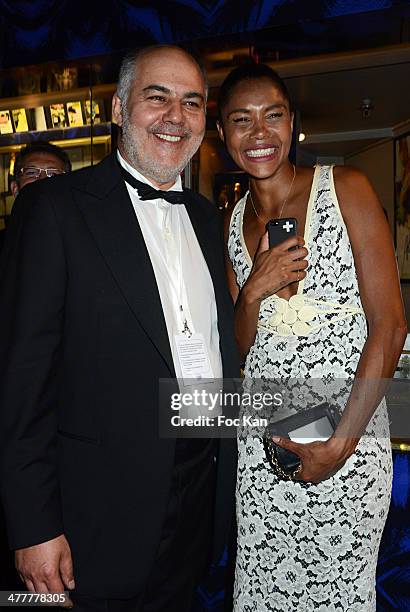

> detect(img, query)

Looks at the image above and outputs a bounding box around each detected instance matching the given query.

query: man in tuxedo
[0,45,238,611]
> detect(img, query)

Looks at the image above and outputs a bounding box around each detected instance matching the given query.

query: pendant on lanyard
[180,305,192,337]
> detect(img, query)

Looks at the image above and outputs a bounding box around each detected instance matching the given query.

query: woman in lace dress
[216,63,406,611]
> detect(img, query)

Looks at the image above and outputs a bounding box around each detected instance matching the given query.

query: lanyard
[141,202,194,336]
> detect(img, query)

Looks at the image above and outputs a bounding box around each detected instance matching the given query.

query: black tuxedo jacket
[0,154,239,597]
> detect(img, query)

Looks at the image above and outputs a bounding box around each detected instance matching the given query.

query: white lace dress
[228,166,392,612]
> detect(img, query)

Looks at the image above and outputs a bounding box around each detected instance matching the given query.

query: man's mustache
[149,123,191,138]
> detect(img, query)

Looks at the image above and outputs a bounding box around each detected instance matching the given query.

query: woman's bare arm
[330,165,407,448]
[275,166,407,482]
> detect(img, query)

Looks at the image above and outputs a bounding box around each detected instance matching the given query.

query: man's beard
[121,111,203,186]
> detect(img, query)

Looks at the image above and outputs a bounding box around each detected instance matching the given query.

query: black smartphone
[266,217,298,249]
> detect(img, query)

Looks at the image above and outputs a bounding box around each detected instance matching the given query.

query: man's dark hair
[217,63,291,121]
[13,141,72,183]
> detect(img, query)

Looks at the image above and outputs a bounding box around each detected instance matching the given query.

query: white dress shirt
[117,151,222,381]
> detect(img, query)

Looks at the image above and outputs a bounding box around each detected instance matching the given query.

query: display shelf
[0,84,116,112]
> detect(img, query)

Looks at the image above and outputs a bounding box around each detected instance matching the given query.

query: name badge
[175,332,214,386]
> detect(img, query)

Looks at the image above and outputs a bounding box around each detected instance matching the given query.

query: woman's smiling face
[217,77,293,179]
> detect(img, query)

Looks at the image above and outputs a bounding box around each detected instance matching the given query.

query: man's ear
[216,120,225,143]
[112,94,123,127]
[290,112,294,133]
[10,180,19,198]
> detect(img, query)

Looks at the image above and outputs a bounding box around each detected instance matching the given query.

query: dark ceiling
[0,1,409,69]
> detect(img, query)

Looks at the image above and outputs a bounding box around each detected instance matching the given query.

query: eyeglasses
[19,167,66,179]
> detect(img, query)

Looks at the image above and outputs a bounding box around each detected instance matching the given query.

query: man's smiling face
[112,47,206,189]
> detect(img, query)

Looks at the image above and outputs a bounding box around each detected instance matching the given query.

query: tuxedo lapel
[74,154,175,375]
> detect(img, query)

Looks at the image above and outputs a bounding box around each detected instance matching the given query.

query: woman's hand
[242,231,308,304]
[271,436,357,483]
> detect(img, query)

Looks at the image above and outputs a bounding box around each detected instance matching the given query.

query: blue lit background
[0,0,408,67]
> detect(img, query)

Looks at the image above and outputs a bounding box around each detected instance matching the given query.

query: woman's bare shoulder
[332,165,378,218]
[333,164,369,186]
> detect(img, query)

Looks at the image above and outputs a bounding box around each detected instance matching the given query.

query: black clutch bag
[263,402,339,481]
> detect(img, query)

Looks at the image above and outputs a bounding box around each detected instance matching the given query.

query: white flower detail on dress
[262,295,318,336]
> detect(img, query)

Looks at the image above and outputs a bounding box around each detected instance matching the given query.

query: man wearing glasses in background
[10,141,71,197]
[0,141,70,254]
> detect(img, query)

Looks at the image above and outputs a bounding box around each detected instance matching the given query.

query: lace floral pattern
[228,166,392,611]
